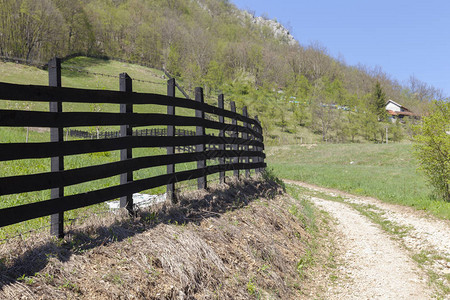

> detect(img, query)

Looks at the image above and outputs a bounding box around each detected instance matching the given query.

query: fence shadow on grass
[0,177,282,290]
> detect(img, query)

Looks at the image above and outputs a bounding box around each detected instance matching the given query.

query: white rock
[106,193,166,211]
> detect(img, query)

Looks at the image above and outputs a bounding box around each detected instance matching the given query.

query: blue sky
[231,0,450,98]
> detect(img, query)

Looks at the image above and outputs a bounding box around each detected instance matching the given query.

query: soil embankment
[0,179,318,299]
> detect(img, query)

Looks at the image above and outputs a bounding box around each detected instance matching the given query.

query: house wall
[386,102,401,112]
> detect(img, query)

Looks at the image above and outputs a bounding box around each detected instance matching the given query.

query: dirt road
[285,180,450,299]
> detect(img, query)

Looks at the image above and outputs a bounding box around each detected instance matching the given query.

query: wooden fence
[66,128,196,140]
[0,57,266,237]
[65,128,229,153]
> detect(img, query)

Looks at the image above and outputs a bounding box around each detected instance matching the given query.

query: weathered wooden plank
[166,78,176,203]
[254,115,265,173]
[0,162,266,227]
[195,87,207,190]
[242,106,250,178]
[230,101,239,178]
[0,136,264,161]
[48,57,64,238]
[0,110,262,139]
[0,82,262,128]
[218,94,225,184]
[0,150,264,195]
[119,73,133,212]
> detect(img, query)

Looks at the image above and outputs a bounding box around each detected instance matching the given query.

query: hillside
[1,0,444,144]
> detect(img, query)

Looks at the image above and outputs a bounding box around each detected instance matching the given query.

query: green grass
[265,125,322,146]
[267,143,450,220]
[1,56,168,94]
[286,184,341,295]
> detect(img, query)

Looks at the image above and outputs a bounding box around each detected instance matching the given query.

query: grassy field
[267,143,450,220]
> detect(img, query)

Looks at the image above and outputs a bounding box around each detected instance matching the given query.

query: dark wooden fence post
[230,101,239,179]
[253,115,259,174]
[218,94,225,184]
[260,118,265,173]
[255,116,263,174]
[49,57,64,238]
[120,73,133,213]
[242,106,250,178]
[167,78,177,203]
[195,87,207,189]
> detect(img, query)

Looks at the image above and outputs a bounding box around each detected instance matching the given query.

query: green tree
[53,0,94,54]
[343,94,362,142]
[359,110,379,142]
[389,121,404,142]
[0,0,62,61]
[204,59,224,94]
[346,112,361,142]
[167,44,182,77]
[310,79,336,142]
[275,106,288,132]
[293,103,309,127]
[372,81,387,121]
[414,101,450,201]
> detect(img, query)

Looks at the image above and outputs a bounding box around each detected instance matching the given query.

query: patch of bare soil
[0,178,316,299]
[286,180,448,299]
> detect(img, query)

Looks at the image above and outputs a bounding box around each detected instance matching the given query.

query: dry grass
[0,177,313,299]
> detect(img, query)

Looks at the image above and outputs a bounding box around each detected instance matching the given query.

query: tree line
[0,0,446,143]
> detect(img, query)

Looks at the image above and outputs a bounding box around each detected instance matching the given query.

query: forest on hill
[0,0,446,143]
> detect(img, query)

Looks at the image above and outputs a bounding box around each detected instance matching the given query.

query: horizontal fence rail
[0,162,265,228]
[0,83,261,126]
[0,110,262,139]
[0,57,266,238]
[64,129,238,154]
[65,128,197,139]
[0,136,263,161]
[0,151,265,196]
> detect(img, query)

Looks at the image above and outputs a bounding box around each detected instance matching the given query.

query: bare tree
[18,0,62,61]
[303,42,333,83]
[408,75,444,102]
[187,26,212,75]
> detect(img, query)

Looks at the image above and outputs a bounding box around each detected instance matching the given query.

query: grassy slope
[1,57,168,93]
[267,143,450,220]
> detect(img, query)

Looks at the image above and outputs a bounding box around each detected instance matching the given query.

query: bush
[414,101,450,201]
[262,168,286,191]
[389,121,404,142]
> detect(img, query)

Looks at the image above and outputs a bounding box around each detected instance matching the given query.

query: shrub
[262,168,285,191]
[414,101,450,201]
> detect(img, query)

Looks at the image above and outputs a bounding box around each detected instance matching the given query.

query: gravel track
[286,180,449,299]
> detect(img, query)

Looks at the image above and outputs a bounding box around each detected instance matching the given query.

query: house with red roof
[385,100,419,122]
